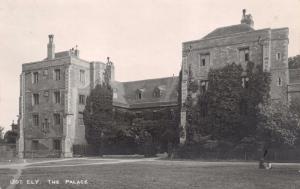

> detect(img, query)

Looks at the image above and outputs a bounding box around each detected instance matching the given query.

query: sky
[0,0,299,131]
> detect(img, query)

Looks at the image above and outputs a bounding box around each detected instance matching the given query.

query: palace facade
[18,9,297,157]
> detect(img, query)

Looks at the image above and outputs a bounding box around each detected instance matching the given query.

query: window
[153,111,159,120]
[276,53,281,60]
[53,113,61,125]
[79,95,85,104]
[200,80,209,93]
[32,140,39,150]
[78,112,84,126]
[242,77,249,88]
[33,114,39,126]
[199,53,210,67]
[44,91,49,97]
[113,88,118,99]
[54,91,60,104]
[33,93,39,105]
[33,72,39,83]
[80,70,85,84]
[239,47,250,62]
[153,88,160,97]
[43,69,48,76]
[42,118,49,132]
[53,139,61,150]
[54,69,61,80]
[136,112,142,118]
[277,77,282,86]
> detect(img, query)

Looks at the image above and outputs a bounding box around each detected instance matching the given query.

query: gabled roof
[202,24,254,40]
[111,77,179,109]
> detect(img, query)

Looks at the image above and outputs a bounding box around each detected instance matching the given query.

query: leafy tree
[83,84,113,150]
[0,126,4,143]
[201,63,244,141]
[4,130,18,143]
[256,101,300,159]
[288,55,300,69]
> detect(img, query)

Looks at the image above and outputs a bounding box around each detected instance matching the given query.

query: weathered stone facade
[180,10,289,143]
[18,35,108,158]
[18,36,178,158]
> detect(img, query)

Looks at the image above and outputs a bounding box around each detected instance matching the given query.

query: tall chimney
[240,9,254,28]
[47,34,55,59]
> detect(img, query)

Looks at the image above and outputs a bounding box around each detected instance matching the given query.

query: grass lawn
[9,160,300,189]
[0,168,17,189]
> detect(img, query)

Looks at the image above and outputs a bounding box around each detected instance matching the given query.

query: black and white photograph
[0,0,300,188]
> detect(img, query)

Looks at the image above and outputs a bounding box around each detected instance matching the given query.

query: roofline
[182,27,288,45]
[120,76,178,84]
[22,56,70,66]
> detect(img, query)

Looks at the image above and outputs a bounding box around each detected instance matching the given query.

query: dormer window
[153,86,165,98]
[136,89,144,100]
[153,89,160,97]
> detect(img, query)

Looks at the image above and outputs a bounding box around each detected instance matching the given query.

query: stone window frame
[53,113,61,125]
[54,69,61,81]
[79,94,85,105]
[238,47,250,62]
[277,77,282,86]
[198,53,210,67]
[80,69,85,84]
[32,114,39,126]
[54,91,61,104]
[32,93,39,105]
[32,72,39,84]
[53,139,61,151]
[276,52,281,61]
[42,118,49,132]
[78,111,84,126]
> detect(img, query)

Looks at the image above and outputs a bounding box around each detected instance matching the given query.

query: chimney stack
[47,34,55,59]
[241,9,254,28]
[74,45,80,57]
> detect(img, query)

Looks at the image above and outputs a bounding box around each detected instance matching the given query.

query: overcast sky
[0,0,299,131]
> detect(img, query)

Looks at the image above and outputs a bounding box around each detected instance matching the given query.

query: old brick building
[180,9,289,142]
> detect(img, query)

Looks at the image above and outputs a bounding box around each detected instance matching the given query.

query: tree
[83,84,113,151]
[199,63,244,142]
[256,101,300,161]
[4,130,18,143]
[288,55,300,69]
[0,126,4,143]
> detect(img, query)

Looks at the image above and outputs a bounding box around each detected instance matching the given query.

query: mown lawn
[0,168,17,189]
[10,160,300,189]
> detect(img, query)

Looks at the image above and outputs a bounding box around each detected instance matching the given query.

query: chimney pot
[47,34,55,59]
